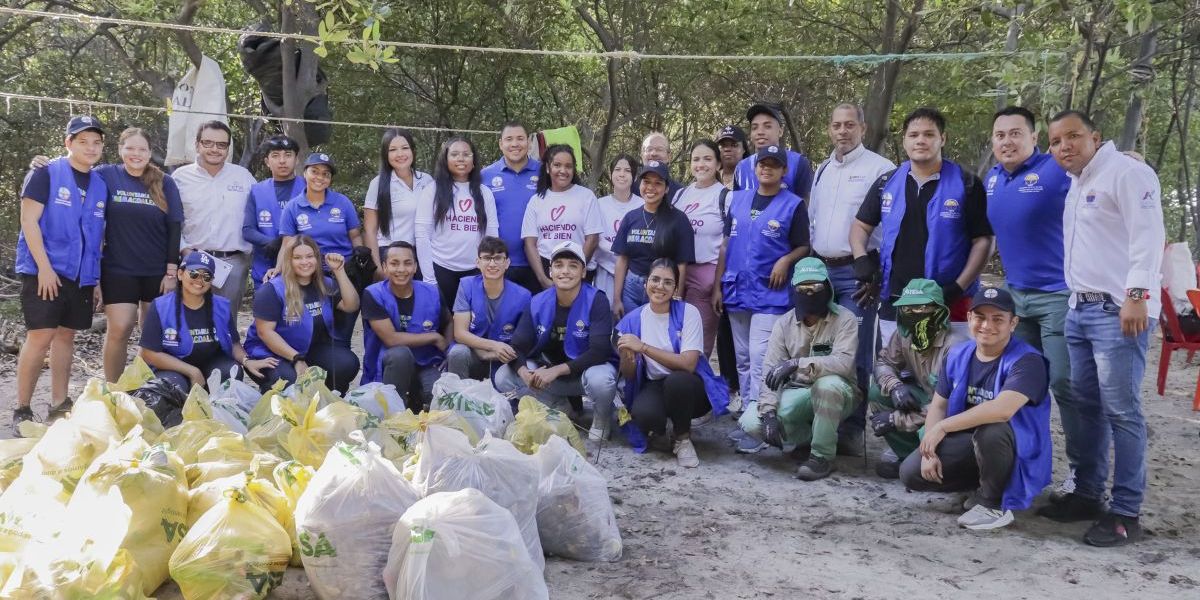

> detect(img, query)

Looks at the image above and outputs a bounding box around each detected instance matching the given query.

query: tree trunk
[1117,24,1158,151]
[276,0,325,158]
[863,0,926,151]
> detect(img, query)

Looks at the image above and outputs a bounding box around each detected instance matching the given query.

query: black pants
[630,371,711,437]
[433,263,479,310]
[157,354,241,394]
[898,422,1016,510]
[505,265,544,294]
[249,343,361,394]
[381,346,441,410]
[716,311,740,393]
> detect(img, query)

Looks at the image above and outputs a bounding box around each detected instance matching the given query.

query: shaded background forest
[1,0,1198,253]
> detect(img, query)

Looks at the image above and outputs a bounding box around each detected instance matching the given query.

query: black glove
[760,411,784,448]
[941,281,964,303]
[870,411,896,437]
[852,254,879,283]
[890,384,920,412]
[851,280,878,308]
[763,360,799,391]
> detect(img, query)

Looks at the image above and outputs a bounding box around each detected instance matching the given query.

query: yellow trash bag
[157,418,233,464]
[246,393,308,460]
[110,356,155,393]
[285,399,371,468]
[73,378,164,441]
[168,486,291,600]
[247,380,288,429]
[504,396,586,455]
[187,473,292,542]
[273,461,315,566]
[186,434,280,488]
[16,398,122,500]
[182,383,249,434]
[381,409,479,453]
[0,475,69,589]
[69,434,188,596]
[0,435,40,495]
[282,365,340,407]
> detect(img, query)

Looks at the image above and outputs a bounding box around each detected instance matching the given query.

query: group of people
[11,99,1163,546]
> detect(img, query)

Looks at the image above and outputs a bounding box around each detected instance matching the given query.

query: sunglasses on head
[186,269,213,283]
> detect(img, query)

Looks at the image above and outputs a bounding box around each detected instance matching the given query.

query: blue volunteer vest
[463,275,530,342]
[616,300,730,453]
[361,280,444,383]
[878,160,976,299]
[16,158,107,286]
[243,275,336,359]
[529,283,602,360]
[943,337,1052,511]
[249,177,306,287]
[152,292,235,359]
[720,188,805,314]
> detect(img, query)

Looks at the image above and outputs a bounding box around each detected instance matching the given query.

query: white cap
[549,240,586,264]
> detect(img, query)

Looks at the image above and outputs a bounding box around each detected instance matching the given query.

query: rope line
[0,7,1066,64]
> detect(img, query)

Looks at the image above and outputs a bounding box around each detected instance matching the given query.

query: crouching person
[243,235,361,393]
[495,241,618,441]
[615,258,729,468]
[447,236,531,380]
[140,252,277,393]
[739,257,859,480]
[868,278,965,479]
[362,241,452,410]
[900,287,1051,530]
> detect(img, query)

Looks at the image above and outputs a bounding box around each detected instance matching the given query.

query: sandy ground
[2,326,1197,599]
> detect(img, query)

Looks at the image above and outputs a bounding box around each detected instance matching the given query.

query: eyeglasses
[794,282,827,295]
[647,275,676,288]
[478,255,507,264]
[186,269,213,282]
[199,140,230,149]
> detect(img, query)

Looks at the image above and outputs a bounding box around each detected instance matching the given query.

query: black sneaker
[1083,513,1143,547]
[836,428,865,457]
[875,460,900,480]
[47,398,74,420]
[1036,493,1106,523]
[11,406,36,437]
[796,456,834,481]
[789,443,812,462]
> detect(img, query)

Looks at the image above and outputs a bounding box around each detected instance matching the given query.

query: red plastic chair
[1156,288,1200,410]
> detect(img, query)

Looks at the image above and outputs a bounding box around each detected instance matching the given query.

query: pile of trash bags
[0,365,621,598]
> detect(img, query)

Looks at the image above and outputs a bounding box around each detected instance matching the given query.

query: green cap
[892,278,945,308]
[791,257,829,285]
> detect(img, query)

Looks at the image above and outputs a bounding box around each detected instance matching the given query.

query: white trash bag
[382,489,548,600]
[209,370,263,417]
[294,434,422,600]
[430,373,514,438]
[343,382,407,420]
[535,435,622,561]
[411,426,543,571]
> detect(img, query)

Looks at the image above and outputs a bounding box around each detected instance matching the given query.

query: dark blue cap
[755,144,788,167]
[304,152,337,174]
[716,124,746,143]
[66,115,104,137]
[970,286,1015,314]
[636,159,671,182]
[182,251,216,273]
[746,103,784,124]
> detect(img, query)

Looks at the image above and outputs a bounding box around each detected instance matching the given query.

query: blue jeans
[1062,300,1154,517]
[621,271,648,314]
[1008,287,1077,472]
[828,263,876,430]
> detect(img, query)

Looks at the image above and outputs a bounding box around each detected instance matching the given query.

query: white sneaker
[673,438,699,468]
[690,413,713,429]
[956,505,1014,530]
[726,392,743,415]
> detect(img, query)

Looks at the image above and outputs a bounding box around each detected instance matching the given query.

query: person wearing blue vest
[243,235,361,393]
[737,258,860,480]
[448,236,531,380]
[361,241,453,410]
[495,240,618,441]
[616,258,729,468]
[139,252,277,393]
[243,135,305,292]
[713,144,810,448]
[483,121,542,293]
[851,107,994,345]
[732,103,813,197]
[899,286,1051,531]
[11,115,107,434]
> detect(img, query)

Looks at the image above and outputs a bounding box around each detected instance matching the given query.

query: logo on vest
[1019,172,1044,194]
[528,175,538,189]
[987,175,997,193]
[258,210,272,226]
[297,213,311,230]
[881,192,894,214]
[54,186,73,206]
[490,176,504,189]
[93,200,105,217]
[422,320,434,331]
[163,327,179,346]
[503,323,514,333]
[761,219,782,238]
[537,324,547,335]
[939,198,961,219]
[329,207,344,223]
[572,319,588,338]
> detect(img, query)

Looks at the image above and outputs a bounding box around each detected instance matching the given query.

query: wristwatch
[1126,288,1150,301]
[291,353,307,364]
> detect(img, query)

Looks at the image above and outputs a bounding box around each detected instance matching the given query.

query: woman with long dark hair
[415,136,499,309]
[364,128,431,271]
[520,145,603,289]
[672,139,726,356]
[593,154,643,301]
[611,160,695,318]
[139,252,276,393]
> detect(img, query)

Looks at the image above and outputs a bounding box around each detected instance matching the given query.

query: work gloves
[890,384,921,413]
[870,411,896,437]
[763,359,800,391]
[760,411,784,448]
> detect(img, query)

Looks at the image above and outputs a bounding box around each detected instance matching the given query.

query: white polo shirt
[364,169,432,246]
[1063,141,1165,317]
[174,161,256,253]
[807,144,894,258]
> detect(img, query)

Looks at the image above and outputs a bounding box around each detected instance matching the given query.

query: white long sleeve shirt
[807,144,895,258]
[174,161,256,252]
[1063,141,1165,318]
[415,182,499,281]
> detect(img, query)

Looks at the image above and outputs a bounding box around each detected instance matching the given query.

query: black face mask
[794,288,832,318]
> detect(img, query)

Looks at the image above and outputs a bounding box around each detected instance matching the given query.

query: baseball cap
[182,251,216,273]
[66,115,104,137]
[791,257,829,285]
[263,135,300,153]
[304,152,337,174]
[755,144,788,167]
[970,286,1016,314]
[636,159,671,182]
[716,124,746,144]
[549,240,586,265]
[892,278,945,308]
[746,103,784,125]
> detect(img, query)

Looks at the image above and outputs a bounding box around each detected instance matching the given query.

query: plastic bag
[208,371,264,416]
[130,378,188,428]
[246,393,305,459]
[168,486,292,600]
[343,382,406,420]
[0,437,38,495]
[534,435,622,561]
[430,373,515,438]
[412,426,544,570]
[186,434,280,488]
[505,396,585,456]
[282,365,340,407]
[382,489,549,600]
[0,476,69,588]
[15,400,121,500]
[69,434,188,595]
[294,437,421,600]
[182,384,249,434]
[110,356,155,393]
[273,461,316,565]
[285,400,371,468]
[380,409,479,457]
[72,379,164,441]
